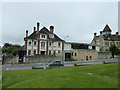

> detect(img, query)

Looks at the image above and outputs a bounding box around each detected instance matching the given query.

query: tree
[2,43,22,56]
[3,43,12,48]
[109,45,120,58]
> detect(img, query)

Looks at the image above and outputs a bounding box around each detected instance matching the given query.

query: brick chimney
[37,22,40,31]
[94,33,97,37]
[50,26,54,33]
[26,30,28,37]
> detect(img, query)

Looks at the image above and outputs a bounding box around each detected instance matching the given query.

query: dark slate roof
[48,34,64,41]
[24,27,64,42]
[103,25,112,32]
[39,27,53,34]
[24,31,37,39]
[94,34,120,41]
[102,34,120,41]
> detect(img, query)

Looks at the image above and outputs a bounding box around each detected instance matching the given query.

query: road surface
[2,59,119,71]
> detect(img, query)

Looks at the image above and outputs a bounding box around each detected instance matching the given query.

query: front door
[19,55,24,63]
[41,51,46,55]
[65,53,71,61]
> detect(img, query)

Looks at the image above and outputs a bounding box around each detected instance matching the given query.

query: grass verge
[2,63,119,88]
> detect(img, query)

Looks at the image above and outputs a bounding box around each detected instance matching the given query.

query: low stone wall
[98,52,112,59]
[2,55,63,64]
[25,55,63,64]
[2,56,18,64]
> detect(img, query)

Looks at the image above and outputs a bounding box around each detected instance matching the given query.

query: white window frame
[41,34,46,39]
[41,42,45,49]
[49,34,54,38]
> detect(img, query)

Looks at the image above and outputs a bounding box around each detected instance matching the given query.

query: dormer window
[49,34,54,38]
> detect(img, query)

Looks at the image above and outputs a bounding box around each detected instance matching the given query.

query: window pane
[49,42,52,46]
[58,42,61,47]
[28,50,31,55]
[34,41,36,45]
[41,43,45,48]
[29,41,31,45]
[41,34,45,38]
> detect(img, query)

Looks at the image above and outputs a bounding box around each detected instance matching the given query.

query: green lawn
[2,63,119,88]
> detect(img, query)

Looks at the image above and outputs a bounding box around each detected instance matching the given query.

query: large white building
[24,22,64,56]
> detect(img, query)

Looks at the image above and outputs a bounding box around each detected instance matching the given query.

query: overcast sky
[0,2,118,46]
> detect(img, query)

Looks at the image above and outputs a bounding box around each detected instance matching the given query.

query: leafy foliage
[2,43,21,56]
[109,44,120,58]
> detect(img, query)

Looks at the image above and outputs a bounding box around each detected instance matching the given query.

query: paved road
[2,59,119,71]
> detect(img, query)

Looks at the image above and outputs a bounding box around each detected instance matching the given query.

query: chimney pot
[50,26,54,33]
[26,30,28,37]
[94,33,97,36]
[34,27,36,32]
[37,22,40,31]
[116,32,118,35]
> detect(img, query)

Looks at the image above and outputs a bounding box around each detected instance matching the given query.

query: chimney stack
[34,27,36,32]
[26,30,28,37]
[94,33,97,37]
[50,26,54,33]
[116,32,118,35]
[37,22,40,31]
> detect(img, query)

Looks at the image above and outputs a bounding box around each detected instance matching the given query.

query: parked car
[45,60,64,68]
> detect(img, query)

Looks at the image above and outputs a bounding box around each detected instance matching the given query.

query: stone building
[24,22,64,56]
[56,42,98,61]
[90,24,120,52]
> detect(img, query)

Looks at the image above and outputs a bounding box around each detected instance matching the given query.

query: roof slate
[24,27,64,42]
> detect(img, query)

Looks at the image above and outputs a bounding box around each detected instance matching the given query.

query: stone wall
[72,49,98,61]
[2,56,18,64]
[25,55,63,64]
[2,55,63,64]
[98,52,112,59]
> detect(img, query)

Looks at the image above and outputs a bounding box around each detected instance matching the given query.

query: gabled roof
[25,31,37,39]
[24,26,64,42]
[103,25,112,32]
[39,27,53,34]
